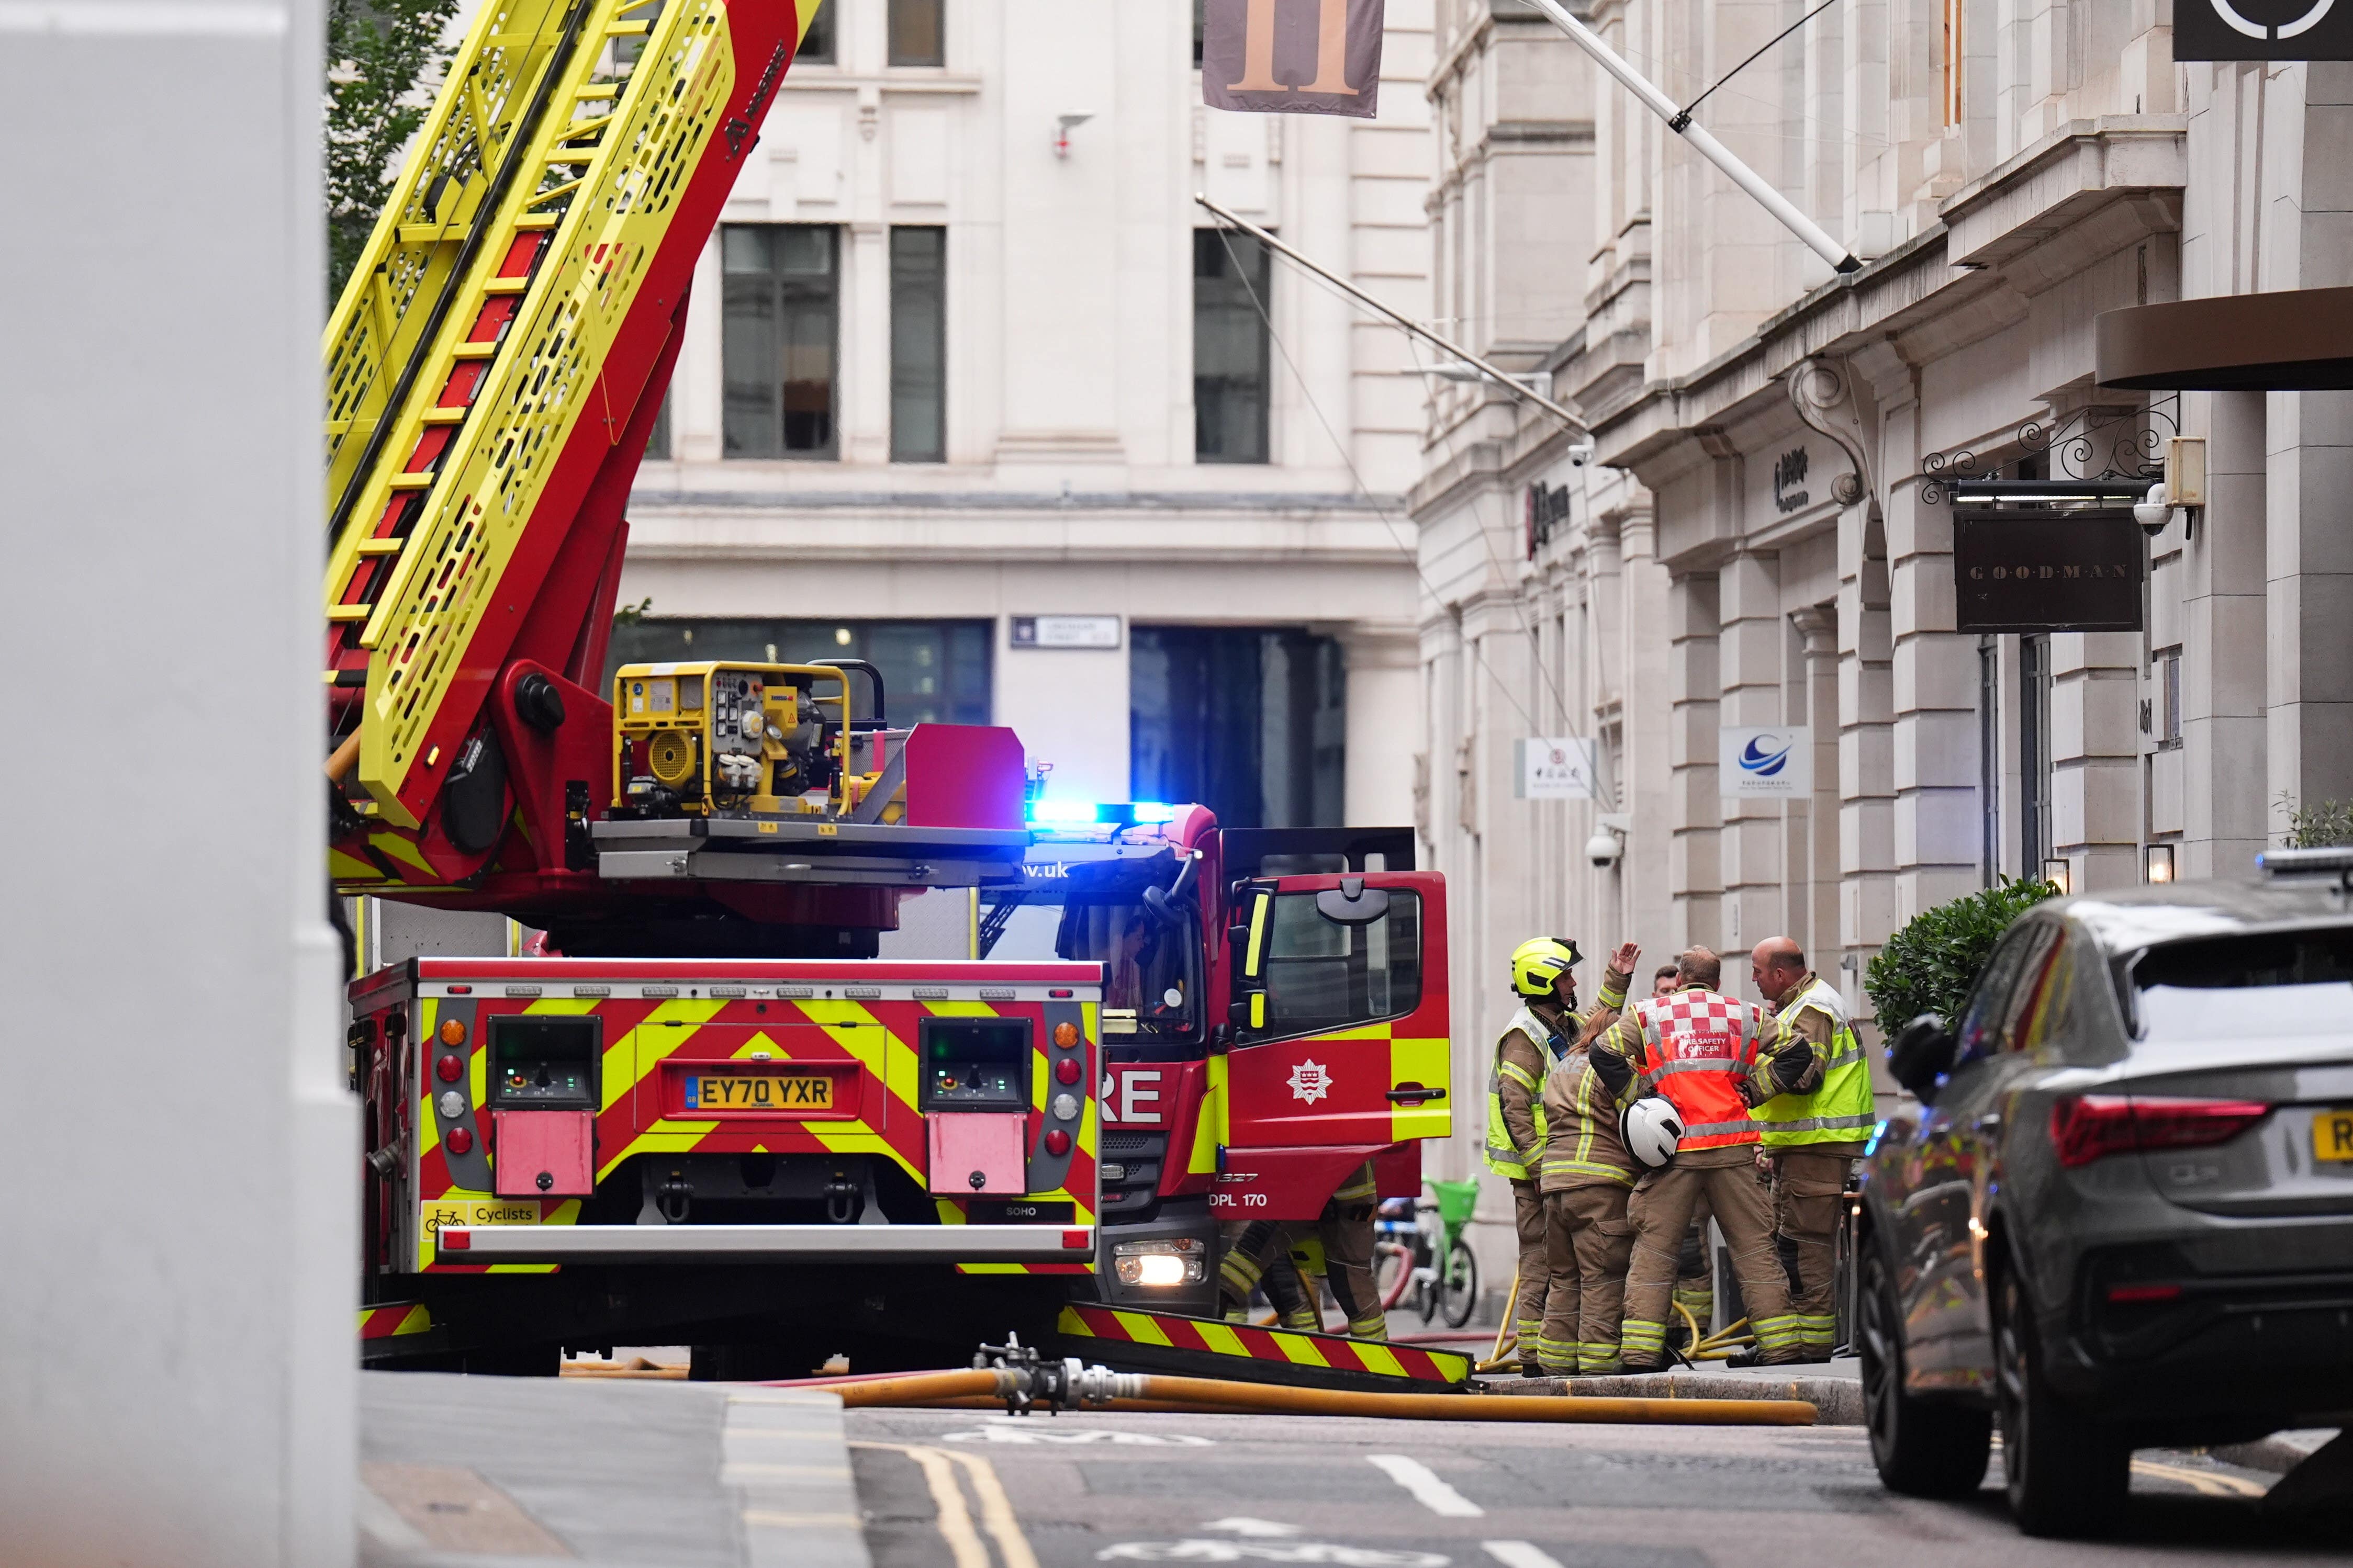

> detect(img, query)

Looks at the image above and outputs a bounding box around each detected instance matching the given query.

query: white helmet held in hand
[1620,1097,1685,1169]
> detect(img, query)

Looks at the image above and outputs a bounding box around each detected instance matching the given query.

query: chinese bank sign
[2177,0,2353,59]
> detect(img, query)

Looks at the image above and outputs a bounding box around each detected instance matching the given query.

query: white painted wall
[0,2,352,1564]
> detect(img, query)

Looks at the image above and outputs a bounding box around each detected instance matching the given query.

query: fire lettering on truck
[1101,1067,1165,1125]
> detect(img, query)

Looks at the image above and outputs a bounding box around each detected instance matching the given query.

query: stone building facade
[1413,0,2353,1261]
[620,0,1438,830]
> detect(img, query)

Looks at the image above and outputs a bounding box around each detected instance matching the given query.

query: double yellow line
[850,1442,1039,1568]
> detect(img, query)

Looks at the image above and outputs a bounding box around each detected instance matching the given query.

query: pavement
[357,1357,2347,1567]
[358,1370,869,1567]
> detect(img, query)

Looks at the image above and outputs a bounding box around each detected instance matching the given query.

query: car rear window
[2131,928,2353,1038]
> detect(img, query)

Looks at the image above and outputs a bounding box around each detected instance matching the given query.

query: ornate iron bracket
[1921,393,2179,505]
[1788,357,1876,512]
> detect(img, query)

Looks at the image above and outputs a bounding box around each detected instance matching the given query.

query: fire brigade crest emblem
[1287,1059,1332,1104]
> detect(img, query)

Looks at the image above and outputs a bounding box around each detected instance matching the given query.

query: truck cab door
[1222,871,1450,1153]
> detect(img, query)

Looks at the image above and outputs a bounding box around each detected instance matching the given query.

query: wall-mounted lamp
[1055,113,1094,159]
[2147,842,2176,884]
[2043,858,2072,896]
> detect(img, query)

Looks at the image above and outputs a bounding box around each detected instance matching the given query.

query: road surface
[845,1406,2336,1568]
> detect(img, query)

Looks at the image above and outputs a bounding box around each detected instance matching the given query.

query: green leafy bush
[2279,794,2353,849]
[1864,876,2060,1041]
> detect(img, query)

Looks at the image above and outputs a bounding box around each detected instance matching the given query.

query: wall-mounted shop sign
[1745,441,1822,521]
[1514,737,1597,800]
[2176,0,2353,61]
[1772,447,1811,513]
[1526,480,1573,558]
[1720,726,1811,800]
[1010,615,1122,650]
[1952,510,2144,633]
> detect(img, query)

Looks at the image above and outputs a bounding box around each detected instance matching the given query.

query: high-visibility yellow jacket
[1483,967,1628,1180]
[1750,974,1876,1148]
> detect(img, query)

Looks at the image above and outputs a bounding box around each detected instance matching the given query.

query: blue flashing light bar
[1027,800,1178,828]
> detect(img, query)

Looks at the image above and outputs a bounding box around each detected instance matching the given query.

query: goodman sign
[2177,0,2353,59]
[1953,510,2145,634]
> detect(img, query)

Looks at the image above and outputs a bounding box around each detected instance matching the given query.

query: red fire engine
[331,0,1459,1385]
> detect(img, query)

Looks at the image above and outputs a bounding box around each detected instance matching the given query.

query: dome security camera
[2134,482,2172,537]
[1585,828,1623,868]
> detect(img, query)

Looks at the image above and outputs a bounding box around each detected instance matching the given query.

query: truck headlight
[1112,1237,1205,1287]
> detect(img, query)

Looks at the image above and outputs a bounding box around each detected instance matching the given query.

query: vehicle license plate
[2313,1109,2353,1162]
[687,1074,833,1111]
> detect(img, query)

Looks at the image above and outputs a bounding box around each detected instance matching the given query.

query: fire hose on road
[794,1361,1817,1426]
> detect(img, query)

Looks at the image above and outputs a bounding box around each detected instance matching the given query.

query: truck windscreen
[1057,899,1200,1044]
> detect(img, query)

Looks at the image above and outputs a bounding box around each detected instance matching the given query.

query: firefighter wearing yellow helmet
[1486,934,1638,1375]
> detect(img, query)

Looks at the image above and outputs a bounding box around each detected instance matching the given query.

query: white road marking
[1482,1543,1566,1568]
[943,1424,1213,1446]
[1203,1517,1305,1536]
[1368,1454,1485,1518]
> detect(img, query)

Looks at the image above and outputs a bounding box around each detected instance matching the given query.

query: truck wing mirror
[1314,878,1390,926]
[1887,1013,1958,1104]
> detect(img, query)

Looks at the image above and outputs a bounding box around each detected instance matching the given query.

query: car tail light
[439,1018,467,1046]
[2052,1094,2271,1169]
[435,1054,465,1083]
[445,1127,473,1156]
[1043,1129,1071,1157]
[2105,1282,2183,1304]
[1055,1056,1082,1086]
[443,1229,470,1251]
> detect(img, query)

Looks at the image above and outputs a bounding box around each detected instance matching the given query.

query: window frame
[795,1,837,64]
[1193,227,1273,466]
[1239,887,1425,1046]
[887,0,946,67]
[720,223,842,462]
[889,225,947,464]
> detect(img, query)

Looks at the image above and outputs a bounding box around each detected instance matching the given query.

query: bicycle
[1372,1180,1481,1328]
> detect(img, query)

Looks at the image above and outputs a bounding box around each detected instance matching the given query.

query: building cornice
[1588,116,2188,484]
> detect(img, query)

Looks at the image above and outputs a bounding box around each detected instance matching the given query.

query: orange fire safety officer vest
[1628,989,1765,1150]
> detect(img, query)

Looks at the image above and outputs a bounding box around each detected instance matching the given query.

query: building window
[2160,648,2183,747]
[606,618,993,728]
[2020,633,2054,873]
[645,390,671,460]
[797,1,836,64]
[890,227,946,463]
[722,225,839,460]
[1131,627,1344,828]
[888,0,944,65]
[1194,229,1272,465]
[1193,0,1206,66]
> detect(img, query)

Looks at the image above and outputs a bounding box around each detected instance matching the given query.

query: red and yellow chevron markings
[403,981,1096,1271]
[358,1303,433,1340]
[1055,1304,1470,1387]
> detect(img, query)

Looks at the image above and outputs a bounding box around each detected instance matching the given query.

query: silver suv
[1858,850,2353,1537]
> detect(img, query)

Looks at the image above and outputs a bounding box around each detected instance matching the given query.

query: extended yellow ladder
[323,0,812,843]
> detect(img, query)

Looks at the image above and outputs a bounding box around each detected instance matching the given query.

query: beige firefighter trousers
[1770,1148,1859,1352]
[1538,1183,1635,1375]
[1509,1178,1550,1366]
[1619,1145,1805,1366]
